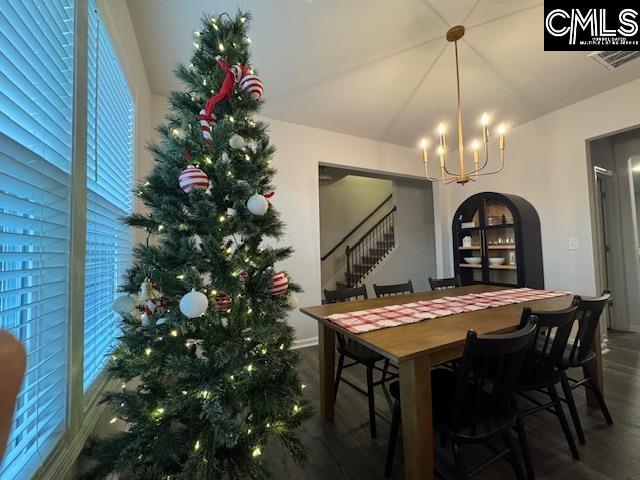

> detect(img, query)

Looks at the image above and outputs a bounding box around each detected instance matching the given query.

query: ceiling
[127,0,640,148]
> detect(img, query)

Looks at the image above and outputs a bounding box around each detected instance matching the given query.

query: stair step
[336,281,350,289]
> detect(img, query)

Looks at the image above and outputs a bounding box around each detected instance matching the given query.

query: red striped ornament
[216,293,232,312]
[240,74,263,99]
[269,272,289,297]
[179,165,209,193]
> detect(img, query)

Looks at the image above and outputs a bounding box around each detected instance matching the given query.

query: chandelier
[419,26,506,185]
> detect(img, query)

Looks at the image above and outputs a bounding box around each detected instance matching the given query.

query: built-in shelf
[485,223,515,229]
[453,192,544,288]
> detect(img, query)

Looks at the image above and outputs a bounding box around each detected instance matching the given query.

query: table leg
[586,324,604,408]
[399,355,433,480]
[318,323,335,421]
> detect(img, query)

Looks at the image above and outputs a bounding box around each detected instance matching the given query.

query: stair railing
[321,194,393,262]
[345,206,396,287]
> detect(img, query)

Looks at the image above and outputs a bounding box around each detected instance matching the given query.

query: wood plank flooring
[268,331,640,479]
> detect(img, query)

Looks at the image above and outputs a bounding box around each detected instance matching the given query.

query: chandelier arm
[424,161,456,182]
[474,150,505,176]
[468,142,491,176]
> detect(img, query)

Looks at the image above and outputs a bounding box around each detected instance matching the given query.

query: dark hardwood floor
[269,330,640,479]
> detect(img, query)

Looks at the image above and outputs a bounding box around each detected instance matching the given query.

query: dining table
[300,284,605,480]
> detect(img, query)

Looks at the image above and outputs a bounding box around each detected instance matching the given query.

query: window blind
[0,0,74,478]
[83,1,134,390]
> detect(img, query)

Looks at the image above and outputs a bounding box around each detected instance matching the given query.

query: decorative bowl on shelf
[488,257,506,265]
[464,257,482,265]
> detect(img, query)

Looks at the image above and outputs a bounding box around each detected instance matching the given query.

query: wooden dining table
[300,284,605,480]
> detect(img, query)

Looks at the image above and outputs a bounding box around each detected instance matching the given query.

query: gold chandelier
[419,25,506,185]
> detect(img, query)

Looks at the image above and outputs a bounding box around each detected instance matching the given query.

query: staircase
[339,206,396,288]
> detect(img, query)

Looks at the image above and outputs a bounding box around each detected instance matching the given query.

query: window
[0,0,74,478]
[83,1,134,390]
[0,0,135,476]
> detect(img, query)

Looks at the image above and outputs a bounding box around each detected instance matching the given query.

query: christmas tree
[83,11,311,479]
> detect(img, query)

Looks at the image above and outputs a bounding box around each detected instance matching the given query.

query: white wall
[150,94,426,344]
[433,78,640,299]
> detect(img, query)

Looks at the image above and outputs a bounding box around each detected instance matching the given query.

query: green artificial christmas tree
[83,11,311,479]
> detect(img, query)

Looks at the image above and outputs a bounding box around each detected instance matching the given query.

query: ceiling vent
[588,51,640,70]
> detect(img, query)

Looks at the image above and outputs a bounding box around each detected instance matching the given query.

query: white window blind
[83,1,134,390]
[0,0,74,478]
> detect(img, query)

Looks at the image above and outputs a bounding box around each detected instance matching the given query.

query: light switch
[568,237,579,251]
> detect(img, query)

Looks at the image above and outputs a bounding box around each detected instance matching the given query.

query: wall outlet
[568,237,579,251]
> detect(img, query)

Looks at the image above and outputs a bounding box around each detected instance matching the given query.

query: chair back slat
[373,280,414,298]
[429,276,461,291]
[324,285,368,304]
[324,286,369,350]
[451,319,538,434]
[520,305,578,378]
[568,290,611,364]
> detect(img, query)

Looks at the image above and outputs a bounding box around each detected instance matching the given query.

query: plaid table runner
[327,288,570,334]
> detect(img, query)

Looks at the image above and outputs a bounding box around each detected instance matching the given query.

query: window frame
[21,0,137,478]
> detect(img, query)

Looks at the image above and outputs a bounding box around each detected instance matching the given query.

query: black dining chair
[429,276,462,291]
[516,305,580,479]
[373,280,414,298]
[559,291,613,445]
[385,320,538,479]
[324,285,396,438]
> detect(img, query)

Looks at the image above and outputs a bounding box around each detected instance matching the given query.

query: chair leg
[385,402,401,478]
[516,414,535,480]
[366,365,377,438]
[334,353,345,402]
[560,371,585,445]
[452,443,468,480]
[548,384,580,460]
[584,364,614,425]
[503,429,526,480]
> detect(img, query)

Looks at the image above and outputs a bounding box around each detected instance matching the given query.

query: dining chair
[559,290,613,445]
[324,286,396,438]
[385,320,538,479]
[429,276,462,291]
[373,280,414,298]
[516,305,580,479]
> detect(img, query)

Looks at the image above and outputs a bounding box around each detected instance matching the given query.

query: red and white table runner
[327,288,570,334]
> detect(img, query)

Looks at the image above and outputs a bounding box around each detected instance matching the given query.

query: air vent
[588,51,640,70]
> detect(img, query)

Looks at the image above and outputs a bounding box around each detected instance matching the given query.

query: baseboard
[293,337,318,350]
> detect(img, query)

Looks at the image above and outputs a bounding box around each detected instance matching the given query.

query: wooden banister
[321,194,392,261]
[345,206,396,287]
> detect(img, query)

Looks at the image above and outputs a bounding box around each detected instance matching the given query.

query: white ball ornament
[247,194,269,216]
[229,133,246,150]
[179,288,209,318]
[113,294,136,314]
[287,292,300,309]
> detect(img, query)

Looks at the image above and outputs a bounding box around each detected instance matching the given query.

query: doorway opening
[587,128,640,333]
[318,165,437,300]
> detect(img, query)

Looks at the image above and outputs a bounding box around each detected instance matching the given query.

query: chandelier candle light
[419,26,506,185]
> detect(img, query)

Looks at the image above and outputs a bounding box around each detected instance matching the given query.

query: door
[595,169,614,332]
